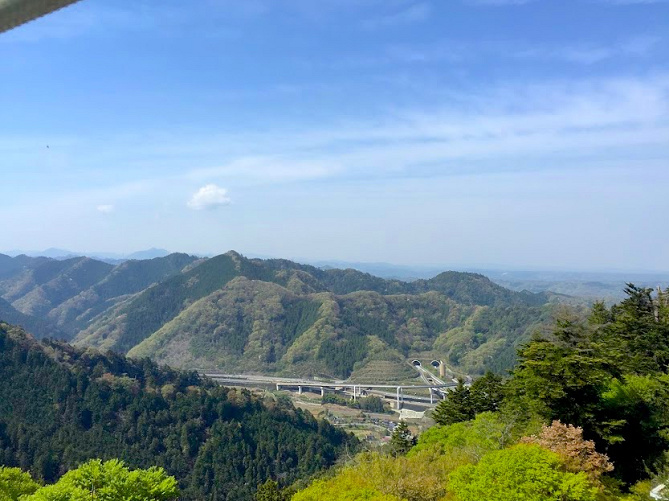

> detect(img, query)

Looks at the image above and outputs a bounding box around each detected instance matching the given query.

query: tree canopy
[1,460,178,501]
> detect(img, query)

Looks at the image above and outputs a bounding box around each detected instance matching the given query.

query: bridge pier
[244,376,454,406]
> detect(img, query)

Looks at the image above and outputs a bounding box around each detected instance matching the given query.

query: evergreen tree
[388,421,415,457]
[469,371,504,413]
[0,323,356,501]
[432,379,474,425]
[507,285,669,486]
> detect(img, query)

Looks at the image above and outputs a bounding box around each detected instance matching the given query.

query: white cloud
[187,184,231,210]
[96,204,114,214]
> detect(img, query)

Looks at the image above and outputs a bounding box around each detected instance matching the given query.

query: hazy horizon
[2,0,668,271]
[3,246,669,276]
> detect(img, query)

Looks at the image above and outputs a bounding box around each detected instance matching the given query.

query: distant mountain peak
[126,248,170,260]
[223,250,243,258]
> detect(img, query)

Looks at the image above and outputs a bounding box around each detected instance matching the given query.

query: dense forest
[0,251,562,378]
[0,323,355,501]
[290,285,669,500]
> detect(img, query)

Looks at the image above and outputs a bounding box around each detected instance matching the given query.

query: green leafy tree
[596,374,669,485]
[507,287,669,487]
[21,459,178,501]
[292,471,399,501]
[0,323,356,501]
[448,444,598,501]
[255,480,290,501]
[293,449,466,501]
[592,284,669,375]
[0,467,40,501]
[411,412,515,460]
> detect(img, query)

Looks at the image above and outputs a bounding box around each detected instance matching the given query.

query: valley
[2,0,668,498]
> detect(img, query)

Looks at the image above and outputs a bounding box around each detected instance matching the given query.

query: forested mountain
[47,253,201,337]
[1,256,114,317]
[0,297,59,339]
[120,278,554,378]
[0,323,355,501]
[0,250,560,378]
[0,252,199,337]
[73,251,557,378]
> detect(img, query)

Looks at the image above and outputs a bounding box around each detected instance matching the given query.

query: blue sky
[1,0,668,271]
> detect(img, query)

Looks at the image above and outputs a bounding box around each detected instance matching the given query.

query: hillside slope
[0,322,355,501]
[1,250,559,378]
[124,276,553,378]
[69,251,555,378]
[0,253,199,338]
[47,253,199,336]
[0,297,61,339]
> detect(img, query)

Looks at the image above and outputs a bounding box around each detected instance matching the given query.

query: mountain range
[2,247,173,263]
[0,250,564,379]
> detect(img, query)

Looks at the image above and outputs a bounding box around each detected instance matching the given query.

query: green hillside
[0,322,355,501]
[76,252,558,378]
[0,297,60,339]
[10,257,114,317]
[290,286,669,501]
[1,250,560,378]
[124,276,553,378]
[0,253,199,339]
[47,253,199,336]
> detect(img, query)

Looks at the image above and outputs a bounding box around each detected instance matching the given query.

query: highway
[199,371,458,409]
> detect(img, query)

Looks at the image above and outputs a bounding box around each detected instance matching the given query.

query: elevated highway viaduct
[200,372,459,409]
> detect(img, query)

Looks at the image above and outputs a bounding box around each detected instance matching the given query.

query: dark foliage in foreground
[0,324,356,501]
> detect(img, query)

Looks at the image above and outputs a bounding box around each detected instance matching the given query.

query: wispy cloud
[188,156,343,183]
[173,73,669,184]
[513,35,661,64]
[598,0,669,4]
[362,3,431,29]
[4,74,668,194]
[96,204,114,214]
[3,72,668,270]
[463,0,536,5]
[329,35,662,69]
